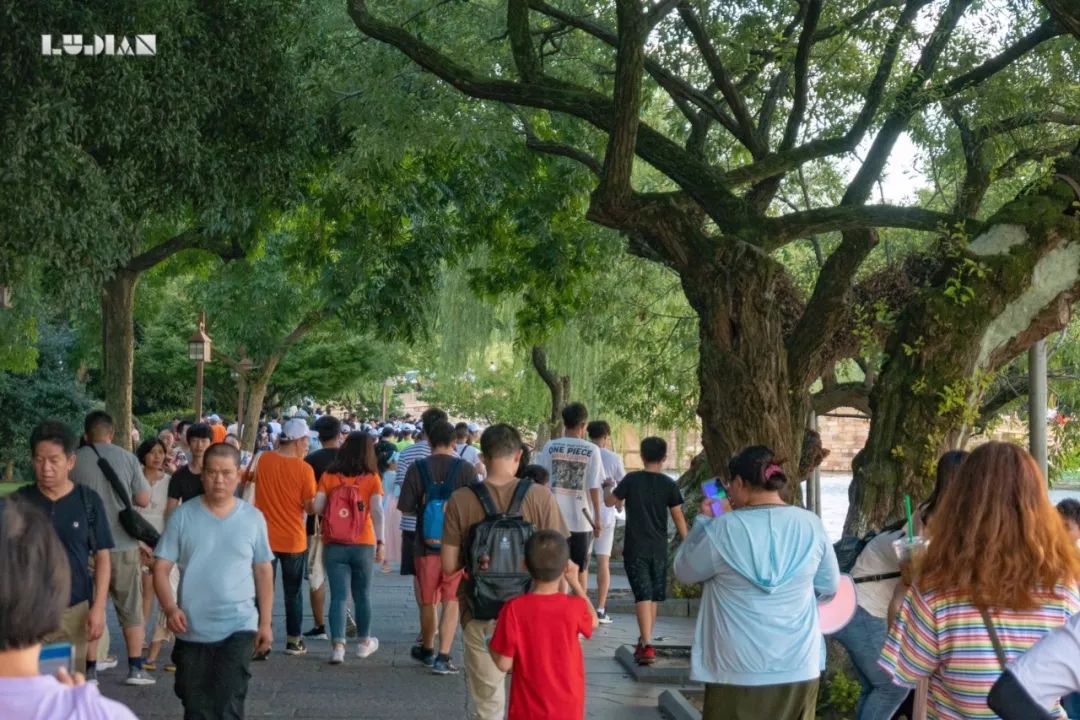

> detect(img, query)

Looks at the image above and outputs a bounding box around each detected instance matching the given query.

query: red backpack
[321,475,368,544]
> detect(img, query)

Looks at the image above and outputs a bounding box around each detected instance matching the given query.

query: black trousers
[173,631,255,720]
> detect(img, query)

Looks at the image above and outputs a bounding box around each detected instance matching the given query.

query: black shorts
[401,531,416,576]
[567,531,593,570]
[625,555,668,603]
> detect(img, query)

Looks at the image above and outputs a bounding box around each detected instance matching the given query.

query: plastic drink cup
[892,536,929,585]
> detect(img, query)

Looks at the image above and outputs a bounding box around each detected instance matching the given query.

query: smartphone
[39,642,74,677]
[702,479,732,516]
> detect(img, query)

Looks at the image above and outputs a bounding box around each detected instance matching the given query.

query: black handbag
[88,444,161,548]
[981,606,1056,720]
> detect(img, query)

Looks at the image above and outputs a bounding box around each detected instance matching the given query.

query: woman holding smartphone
[0,496,139,719]
[674,445,839,720]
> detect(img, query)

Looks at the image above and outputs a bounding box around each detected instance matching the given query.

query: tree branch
[676,2,762,155]
[813,382,872,415]
[348,0,755,234]
[931,18,1064,100]
[597,0,647,205]
[995,141,1077,180]
[125,228,219,273]
[507,0,541,81]
[781,0,822,152]
[764,204,974,247]
[515,109,603,174]
[813,0,903,41]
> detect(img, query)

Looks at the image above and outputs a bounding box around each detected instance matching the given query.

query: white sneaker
[98,655,119,671]
[329,644,346,665]
[356,638,379,659]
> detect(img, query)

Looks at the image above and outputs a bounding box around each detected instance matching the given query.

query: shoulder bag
[88,444,160,548]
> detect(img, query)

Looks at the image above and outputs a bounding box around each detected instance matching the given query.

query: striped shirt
[395,441,429,533]
[880,584,1080,719]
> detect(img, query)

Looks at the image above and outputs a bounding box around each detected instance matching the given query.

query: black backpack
[465,480,535,621]
[833,518,905,584]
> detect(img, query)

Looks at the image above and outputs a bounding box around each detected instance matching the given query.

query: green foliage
[0,325,97,482]
[817,669,861,719]
[1,0,321,296]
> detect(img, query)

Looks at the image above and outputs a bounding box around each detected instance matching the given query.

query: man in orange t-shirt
[252,417,317,656]
[208,415,228,444]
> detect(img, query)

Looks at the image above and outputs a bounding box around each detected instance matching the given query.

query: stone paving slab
[97,568,693,719]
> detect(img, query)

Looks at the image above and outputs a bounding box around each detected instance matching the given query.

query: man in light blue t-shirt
[154,442,273,719]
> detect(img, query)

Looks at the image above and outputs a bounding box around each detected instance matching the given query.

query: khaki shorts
[45,601,89,673]
[110,548,144,628]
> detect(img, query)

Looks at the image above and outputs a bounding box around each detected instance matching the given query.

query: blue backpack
[418,458,464,551]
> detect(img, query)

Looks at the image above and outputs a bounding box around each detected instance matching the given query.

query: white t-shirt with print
[536,436,604,533]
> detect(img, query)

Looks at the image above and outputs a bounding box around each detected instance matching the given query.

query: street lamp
[188,312,212,420]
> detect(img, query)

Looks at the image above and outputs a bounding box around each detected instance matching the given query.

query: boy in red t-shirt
[489,529,599,720]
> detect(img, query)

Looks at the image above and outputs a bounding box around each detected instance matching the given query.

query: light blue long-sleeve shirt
[674,505,839,686]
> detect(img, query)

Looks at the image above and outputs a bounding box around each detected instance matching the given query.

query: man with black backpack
[71,410,155,686]
[441,424,567,720]
[397,419,478,675]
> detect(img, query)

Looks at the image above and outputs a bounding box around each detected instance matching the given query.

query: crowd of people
[3,401,1080,720]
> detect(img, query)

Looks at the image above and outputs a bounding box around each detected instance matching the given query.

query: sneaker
[411,644,436,667]
[597,609,613,625]
[303,625,328,640]
[85,667,99,685]
[125,668,157,686]
[329,644,346,665]
[637,644,656,666]
[164,664,177,673]
[345,610,358,638]
[97,655,119,671]
[284,639,307,656]
[143,661,157,671]
[431,655,459,675]
[356,637,379,659]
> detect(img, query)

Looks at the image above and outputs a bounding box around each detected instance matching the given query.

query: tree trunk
[531,345,570,442]
[682,250,807,500]
[102,269,138,450]
[241,376,272,454]
[847,168,1080,534]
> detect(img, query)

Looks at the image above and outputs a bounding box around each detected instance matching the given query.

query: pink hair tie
[763,463,783,480]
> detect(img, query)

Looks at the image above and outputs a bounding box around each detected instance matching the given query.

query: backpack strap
[443,459,464,498]
[470,482,500,519]
[506,479,531,517]
[979,606,1010,669]
[417,459,435,501]
[88,443,134,511]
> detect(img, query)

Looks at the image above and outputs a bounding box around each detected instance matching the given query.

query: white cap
[467,423,480,433]
[402,423,415,432]
[281,418,309,442]
[208,414,222,423]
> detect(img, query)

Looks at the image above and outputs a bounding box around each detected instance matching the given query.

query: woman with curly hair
[881,442,1080,719]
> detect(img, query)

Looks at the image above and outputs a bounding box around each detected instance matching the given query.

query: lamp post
[188,312,212,421]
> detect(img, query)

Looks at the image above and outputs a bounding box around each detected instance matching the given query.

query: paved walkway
[99,570,697,719]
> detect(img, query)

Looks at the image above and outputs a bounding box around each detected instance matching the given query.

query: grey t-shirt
[72,442,150,550]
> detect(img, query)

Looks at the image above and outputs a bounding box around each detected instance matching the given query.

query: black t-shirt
[304,448,338,536]
[398,454,478,556]
[16,483,115,607]
[168,466,203,503]
[613,471,684,560]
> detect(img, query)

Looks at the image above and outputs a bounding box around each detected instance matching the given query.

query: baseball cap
[467,423,480,433]
[281,418,309,442]
[208,414,222,422]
